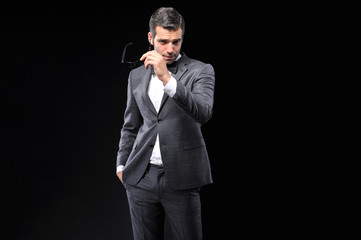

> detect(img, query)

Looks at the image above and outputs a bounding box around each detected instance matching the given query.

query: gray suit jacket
[116,53,215,190]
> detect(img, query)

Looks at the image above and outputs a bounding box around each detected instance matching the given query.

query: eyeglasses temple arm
[121,42,133,63]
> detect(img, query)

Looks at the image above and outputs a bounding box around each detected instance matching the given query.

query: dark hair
[149,7,185,38]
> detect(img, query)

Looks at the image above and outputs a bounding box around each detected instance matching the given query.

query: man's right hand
[117,171,123,183]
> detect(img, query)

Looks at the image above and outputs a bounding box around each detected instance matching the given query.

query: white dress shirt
[116,54,180,173]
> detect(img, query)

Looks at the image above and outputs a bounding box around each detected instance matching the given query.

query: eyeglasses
[121,42,151,69]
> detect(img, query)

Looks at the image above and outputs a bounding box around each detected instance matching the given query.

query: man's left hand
[140,50,171,85]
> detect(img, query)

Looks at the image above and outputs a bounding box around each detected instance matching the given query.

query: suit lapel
[159,57,189,112]
[141,67,158,116]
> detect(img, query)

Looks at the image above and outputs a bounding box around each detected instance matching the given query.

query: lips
[164,55,175,61]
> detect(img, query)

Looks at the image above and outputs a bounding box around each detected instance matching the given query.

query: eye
[159,40,168,45]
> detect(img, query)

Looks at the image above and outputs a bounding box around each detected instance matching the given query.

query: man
[116,7,215,240]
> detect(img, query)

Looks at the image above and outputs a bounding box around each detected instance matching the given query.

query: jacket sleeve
[116,71,142,168]
[172,63,215,124]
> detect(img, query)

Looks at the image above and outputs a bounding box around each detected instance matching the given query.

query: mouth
[163,55,175,62]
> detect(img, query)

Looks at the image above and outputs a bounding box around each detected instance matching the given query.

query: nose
[166,42,175,54]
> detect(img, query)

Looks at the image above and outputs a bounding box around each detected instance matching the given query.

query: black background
[2,2,235,240]
[2,2,300,239]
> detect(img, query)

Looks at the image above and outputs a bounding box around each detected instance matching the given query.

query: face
[148,26,183,64]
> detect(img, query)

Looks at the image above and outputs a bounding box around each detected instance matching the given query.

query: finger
[144,62,149,69]
[139,52,147,61]
[117,172,123,183]
[140,50,153,61]
[144,57,151,69]
[143,55,158,69]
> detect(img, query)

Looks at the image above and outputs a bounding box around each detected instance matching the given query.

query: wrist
[117,165,124,173]
[160,73,171,86]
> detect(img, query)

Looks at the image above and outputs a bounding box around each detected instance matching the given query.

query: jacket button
[158,119,162,123]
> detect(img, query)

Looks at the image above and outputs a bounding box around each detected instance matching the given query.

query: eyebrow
[157,38,182,43]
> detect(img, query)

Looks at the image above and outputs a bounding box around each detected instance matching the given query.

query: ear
[148,32,154,45]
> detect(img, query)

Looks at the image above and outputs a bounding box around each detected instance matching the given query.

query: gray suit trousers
[124,164,202,240]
